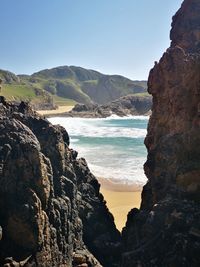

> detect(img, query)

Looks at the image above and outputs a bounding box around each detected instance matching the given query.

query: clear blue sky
[0,0,183,80]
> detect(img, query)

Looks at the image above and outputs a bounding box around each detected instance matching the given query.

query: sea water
[49,116,148,188]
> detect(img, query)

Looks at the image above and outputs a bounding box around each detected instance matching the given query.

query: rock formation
[121,0,200,266]
[56,94,152,118]
[0,96,121,267]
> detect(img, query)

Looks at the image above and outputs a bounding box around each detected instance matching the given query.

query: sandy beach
[37,105,74,116]
[99,178,142,232]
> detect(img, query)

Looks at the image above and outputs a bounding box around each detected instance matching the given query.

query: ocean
[49,116,148,189]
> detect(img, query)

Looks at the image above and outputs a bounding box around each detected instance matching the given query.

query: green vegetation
[0,66,148,108]
[2,84,36,100]
[52,95,76,106]
[131,80,147,89]
[82,80,98,86]
[133,92,150,97]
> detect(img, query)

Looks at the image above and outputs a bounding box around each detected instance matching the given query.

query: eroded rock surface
[0,97,121,267]
[122,0,200,266]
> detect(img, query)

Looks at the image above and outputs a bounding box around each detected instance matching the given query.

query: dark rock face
[170,0,200,53]
[122,199,200,266]
[122,0,200,266]
[64,94,152,118]
[0,97,120,267]
[74,158,121,267]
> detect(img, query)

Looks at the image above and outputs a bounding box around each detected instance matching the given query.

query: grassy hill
[30,66,147,104]
[0,66,147,108]
[0,69,76,108]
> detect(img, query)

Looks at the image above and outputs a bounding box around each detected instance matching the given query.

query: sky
[0,0,183,80]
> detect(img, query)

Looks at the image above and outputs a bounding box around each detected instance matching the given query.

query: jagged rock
[72,103,98,113]
[122,0,200,266]
[122,198,200,266]
[170,0,200,53]
[65,94,152,118]
[74,158,121,267]
[0,99,120,267]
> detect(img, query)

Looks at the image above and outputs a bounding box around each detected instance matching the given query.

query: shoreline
[38,104,151,119]
[98,177,143,231]
[98,177,143,192]
[48,114,146,231]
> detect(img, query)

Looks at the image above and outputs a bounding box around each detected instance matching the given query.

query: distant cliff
[122,0,200,266]
[0,66,147,108]
[62,94,152,118]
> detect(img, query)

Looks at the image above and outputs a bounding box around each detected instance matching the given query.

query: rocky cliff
[121,0,200,266]
[0,97,121,267]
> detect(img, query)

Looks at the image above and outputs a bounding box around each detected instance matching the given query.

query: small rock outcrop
[63,94,152,118]
[121,0,200,266]
[0,97,121,267]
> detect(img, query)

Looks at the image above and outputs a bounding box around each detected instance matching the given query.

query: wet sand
[99,178,142,232]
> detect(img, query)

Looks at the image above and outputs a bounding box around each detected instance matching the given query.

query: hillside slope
[0,69,59,110]
[0,66,147,107]
[31,66,147,104]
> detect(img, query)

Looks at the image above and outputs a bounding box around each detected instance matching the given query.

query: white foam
[48,117,147,139]
[87,161,147,186]
[106,114,149,120]
[48,116,148,185]
[74,145,147,185]
[70,138,79,143]
[49,115,149,122]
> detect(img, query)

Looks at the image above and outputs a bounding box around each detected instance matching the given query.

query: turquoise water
[49,116,148,186]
